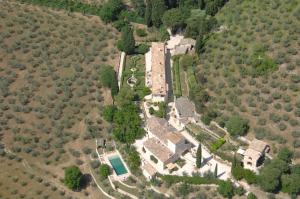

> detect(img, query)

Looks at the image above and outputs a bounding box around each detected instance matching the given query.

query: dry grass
[196,0,300,160]
[0,1,120,198]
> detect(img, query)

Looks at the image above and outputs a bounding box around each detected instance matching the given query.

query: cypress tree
[195,35,205,54]
[145,0,152,27]
[151,0,166,28]
[196,143,202,168]
[198,0,205,9]
[214,163,218,178]
[121,25,135,54]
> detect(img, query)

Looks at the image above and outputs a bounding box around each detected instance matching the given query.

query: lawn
[172,57,182,97]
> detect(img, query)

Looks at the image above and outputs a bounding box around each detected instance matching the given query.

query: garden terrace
[121,55,147,98]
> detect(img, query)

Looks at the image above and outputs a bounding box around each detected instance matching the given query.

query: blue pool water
[108,155,128,176]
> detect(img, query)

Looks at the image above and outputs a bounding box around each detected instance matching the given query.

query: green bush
[160,175,220,185]
[225,116,249,136]
[135,43,150,54]
[210,138,226,152]
[247,192,257,199]
[218,180,234,198]
[99,164,110,179]
[64,166,82,190]
[135,28,147,37]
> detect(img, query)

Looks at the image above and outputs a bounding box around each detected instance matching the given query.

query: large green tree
[162,8,185,33]
[281,173,300,196]
[100,0,123,23]
[151,0,166,27]
[196,144,202,168]
[277,147,293,163]
[102,105,117,122]
[131,0,146,16]
[99,65,119,97]
[225,116,249,136]
[258,167,281,192]
[113,103,144,145]
[64,166,82,190]
[205,1,218,16]
[185,14,217,39]
[118,25,136,54]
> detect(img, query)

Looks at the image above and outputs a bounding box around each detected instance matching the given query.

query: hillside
[196,0,300,159]
[0,1,119,198]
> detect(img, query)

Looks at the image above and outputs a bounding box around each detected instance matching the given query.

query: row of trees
[99,65,119,97]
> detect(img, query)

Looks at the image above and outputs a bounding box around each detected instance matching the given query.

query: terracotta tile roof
[144,138,174,163]
[147,117,176,143]
[143,162,157,176]
[151,42,167,96]
[166,133,184,144]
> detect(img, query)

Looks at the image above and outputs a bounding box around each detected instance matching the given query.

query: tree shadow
[79,173,92,191]
[201,155,213,167]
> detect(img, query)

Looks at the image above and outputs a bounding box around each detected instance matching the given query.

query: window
[150,155,158,164]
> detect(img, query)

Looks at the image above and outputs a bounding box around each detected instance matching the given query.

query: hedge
[160,175,221,185]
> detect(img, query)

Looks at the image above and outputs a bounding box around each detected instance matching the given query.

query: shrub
[218,180,234,198]
[99,164,110,179]
[247,192,257,199]
[210,138,226,152]
[64,166,82,190]
[135,43,150,54]
[235,186,245,196]
[160,175,220,185]
[225,116,249,136]
[135,28,147,37]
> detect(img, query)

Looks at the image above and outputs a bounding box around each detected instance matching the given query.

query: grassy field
[0,1,119,198]
[196,0,300,160]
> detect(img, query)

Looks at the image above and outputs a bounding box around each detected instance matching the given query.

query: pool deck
[103,150,131,181]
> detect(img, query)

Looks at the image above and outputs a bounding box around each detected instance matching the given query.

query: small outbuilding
[243,139,270,172]
[96,138,106,148]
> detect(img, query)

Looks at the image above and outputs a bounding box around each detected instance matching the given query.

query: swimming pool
[108,155,128,176]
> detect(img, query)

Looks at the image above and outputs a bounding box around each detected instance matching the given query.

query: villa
[142,117,192,173]
[145,42,168,102]
[243,139,270,172]
[174,97,197,128]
